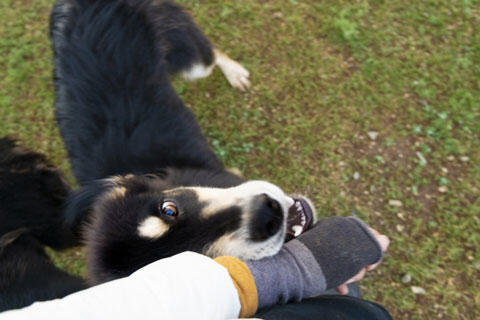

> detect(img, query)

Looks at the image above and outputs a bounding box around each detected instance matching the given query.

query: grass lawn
[1,0,479,318]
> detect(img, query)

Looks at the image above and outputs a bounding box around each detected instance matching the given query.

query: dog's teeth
[292,225,303,237]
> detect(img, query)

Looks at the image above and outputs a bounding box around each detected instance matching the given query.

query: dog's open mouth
[285,197,314,242]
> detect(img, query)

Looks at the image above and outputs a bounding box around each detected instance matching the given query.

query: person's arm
[216,216,389,316]
[0,252,242,320]
[0,217,388,320]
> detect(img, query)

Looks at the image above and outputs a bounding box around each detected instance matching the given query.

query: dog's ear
[64,179,112,238]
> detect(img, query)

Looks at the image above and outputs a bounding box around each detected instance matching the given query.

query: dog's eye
[160,201,178,216]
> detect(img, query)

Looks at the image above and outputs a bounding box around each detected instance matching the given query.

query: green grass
[1,0,479,318]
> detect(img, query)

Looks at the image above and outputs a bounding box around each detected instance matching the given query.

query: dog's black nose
[250,194,284,241]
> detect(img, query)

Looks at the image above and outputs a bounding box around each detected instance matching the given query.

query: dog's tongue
[285,197,314,242]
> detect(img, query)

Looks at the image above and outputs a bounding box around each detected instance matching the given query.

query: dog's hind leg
[180,48,250,91]
[149,1,250,90]
[179,47,250,92]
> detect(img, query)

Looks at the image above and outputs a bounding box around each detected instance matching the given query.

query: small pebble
[411,286,426,295]
[416,152,427,165]
[273,12,284,19]
[397,212,406,220]
[388,200,403,207]
[396,224,405,232]
[438,186,448,193]
[367,131,379,141]
[460,156,470,162]
[447,155,455,161]
[441,167,448,174]
[474,262,480,271]
[402,274,412,284]
[353,172,360,180]
[339,161,346,167]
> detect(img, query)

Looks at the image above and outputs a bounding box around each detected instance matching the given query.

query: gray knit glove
[246,216,383,308]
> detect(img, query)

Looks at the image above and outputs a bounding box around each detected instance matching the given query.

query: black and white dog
[50,0,316,285]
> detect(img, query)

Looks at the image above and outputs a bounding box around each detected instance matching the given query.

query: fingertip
[336,284,349,295]
[380,235,390,251]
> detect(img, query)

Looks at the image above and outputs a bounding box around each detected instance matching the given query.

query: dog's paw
[215,49,251,91]
[221,59,251,91]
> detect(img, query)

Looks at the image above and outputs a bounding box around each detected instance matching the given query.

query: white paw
[215,50,251,91]
[220,59,251,91]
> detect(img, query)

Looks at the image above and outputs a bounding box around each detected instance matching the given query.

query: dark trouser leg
[254,295,392,320]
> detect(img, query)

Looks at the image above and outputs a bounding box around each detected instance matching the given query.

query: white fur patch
[157,181,314,260]
[205,226,286,261]
[138,216,169,239]
[181,63,215,81]
[190,181,294,218]
[184,181,296,260]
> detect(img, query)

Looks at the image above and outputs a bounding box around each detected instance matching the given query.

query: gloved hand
[216,216,389,314]
[290,216,386,290]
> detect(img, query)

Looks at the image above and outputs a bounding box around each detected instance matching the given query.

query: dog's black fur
[0,137,76,249]
[50,0,295,285]
[51,0,222,185]
[0,137,86,312]
[0,230,87,312]
[51,0,244,228]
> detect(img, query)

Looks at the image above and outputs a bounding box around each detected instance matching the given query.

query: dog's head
[67,170,315,283]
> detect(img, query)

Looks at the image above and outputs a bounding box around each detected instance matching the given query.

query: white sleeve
[0,252,241,320]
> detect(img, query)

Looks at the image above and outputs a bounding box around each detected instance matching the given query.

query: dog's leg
[214,49,250,91]
[180,49,250,91]
[142,1,250,90]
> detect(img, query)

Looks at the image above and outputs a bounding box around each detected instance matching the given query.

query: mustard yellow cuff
[214,256,258,318]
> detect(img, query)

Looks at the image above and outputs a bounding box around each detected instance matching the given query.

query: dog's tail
[0,136,78,249]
